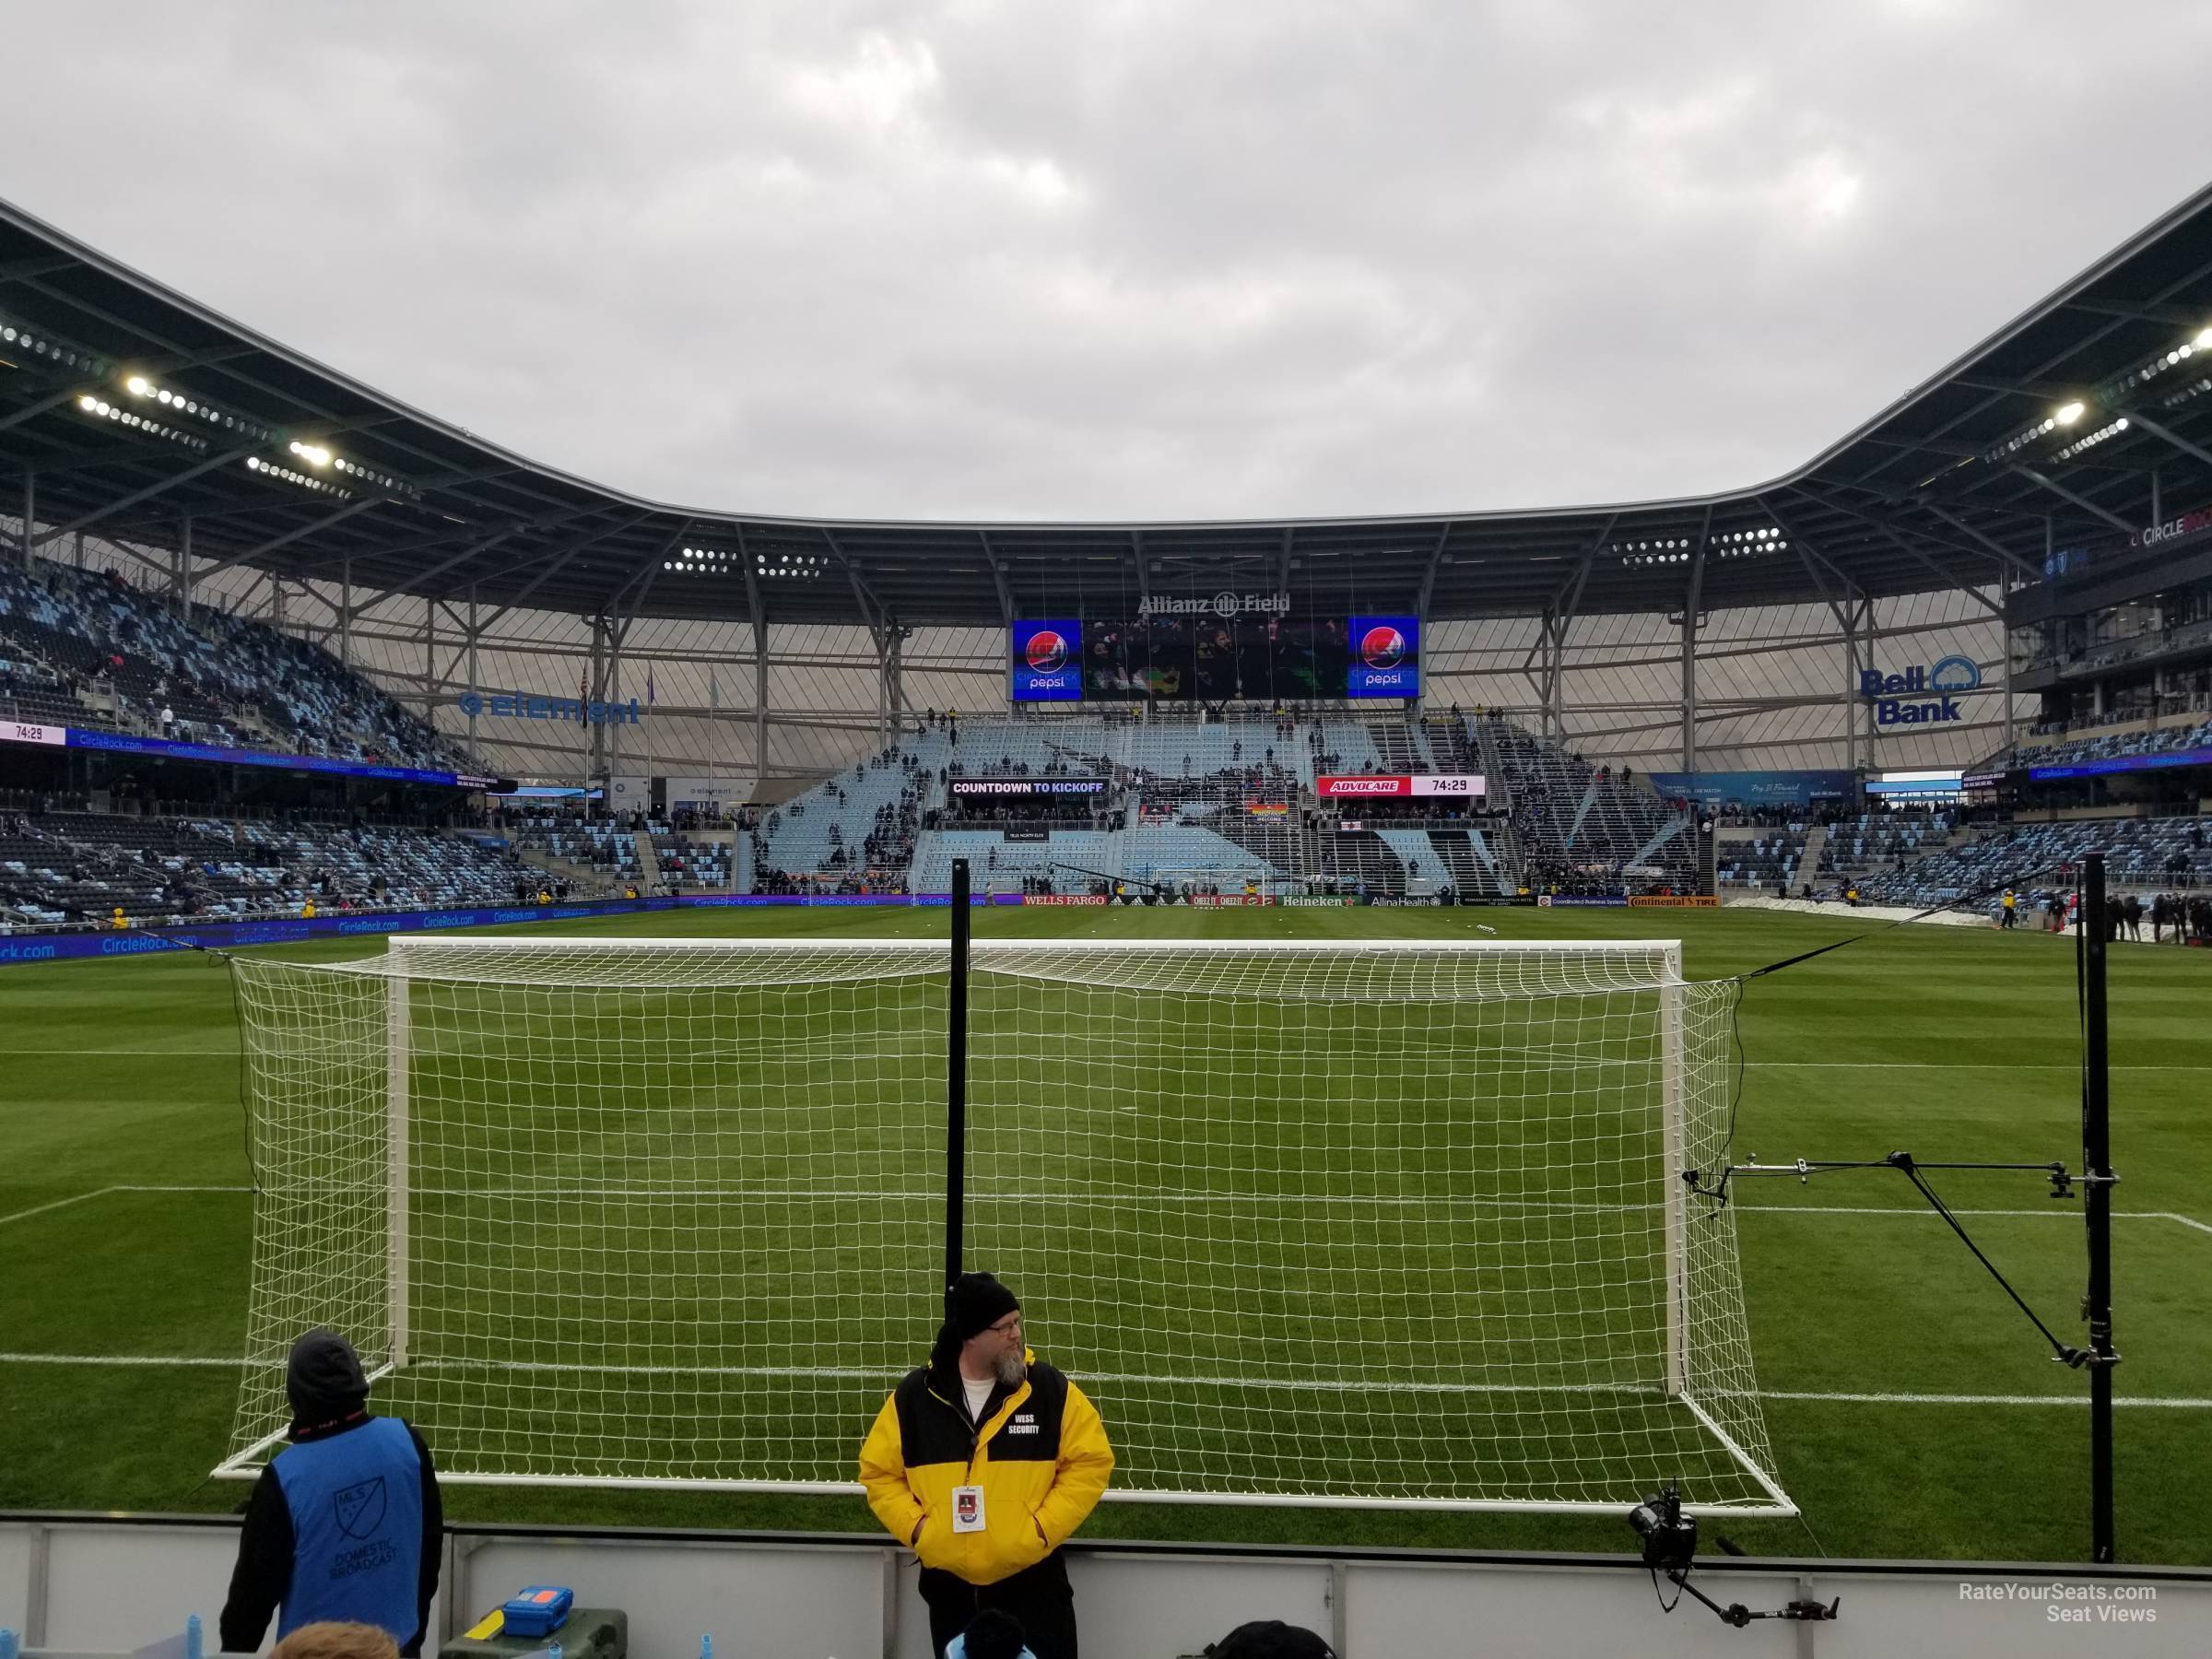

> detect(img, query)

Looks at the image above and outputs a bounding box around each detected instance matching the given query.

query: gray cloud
[6,0,2208,521]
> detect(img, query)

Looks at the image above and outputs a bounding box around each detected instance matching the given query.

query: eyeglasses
[985,1316,1023,1337]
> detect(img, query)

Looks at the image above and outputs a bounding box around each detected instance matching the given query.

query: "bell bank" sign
[1858,655,1983,725]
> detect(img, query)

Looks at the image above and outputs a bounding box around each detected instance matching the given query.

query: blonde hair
[271,1623,400,1659]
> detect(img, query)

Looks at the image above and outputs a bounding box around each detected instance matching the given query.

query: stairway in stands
[1795,822,1830,888]
[1313,829,1406,895]
[1369,721,1431,772]
[1425,830,1486,896]
[1206,811,1305,880]
[632,830,662,890]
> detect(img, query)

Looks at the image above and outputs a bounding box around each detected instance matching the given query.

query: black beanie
[959,1607,1029,1659]
[286,1327,370,1427]
[941,1272,1020,1347]
[1206,1622,1336,1659]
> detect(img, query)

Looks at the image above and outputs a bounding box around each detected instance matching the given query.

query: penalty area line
[1737,1204,2212,1234]
[0,1186,117,1226]
[0,1183,252,1225]
[2,1355,2207,1412]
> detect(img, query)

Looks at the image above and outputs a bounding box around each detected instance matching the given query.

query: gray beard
[994,1347,1028,1389]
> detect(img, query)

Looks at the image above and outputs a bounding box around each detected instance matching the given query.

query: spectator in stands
[220,1329,442,1656]
[859,1273,1113,1659]
[273,1625,400,1659]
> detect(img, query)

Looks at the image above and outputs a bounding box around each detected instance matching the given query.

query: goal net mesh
[220,937,1786,1512]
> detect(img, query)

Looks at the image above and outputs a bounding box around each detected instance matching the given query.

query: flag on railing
[647,668,656,705]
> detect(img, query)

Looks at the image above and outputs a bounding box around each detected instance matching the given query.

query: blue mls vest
[273,1416,424,1640]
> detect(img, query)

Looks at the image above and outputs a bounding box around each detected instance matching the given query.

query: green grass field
[3,902,2207,1567]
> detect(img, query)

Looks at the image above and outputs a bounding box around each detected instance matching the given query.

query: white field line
[8,1048,240,1056]
[0,1351,2206,1413]
[6,1182,2203,1235]
[1741,1062,2209,1070]
[1738,1204,2212,1233]
[0,1353,241,1368]
[1755,1390,2212,1409]
[0,1186,116,1226]
[11,1048,2212,1072]
[0,1183,254,1225]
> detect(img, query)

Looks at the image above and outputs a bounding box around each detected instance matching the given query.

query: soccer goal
[217,931,1791,1514]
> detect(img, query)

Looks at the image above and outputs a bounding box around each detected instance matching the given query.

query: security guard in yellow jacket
[861,1273,1113,1659]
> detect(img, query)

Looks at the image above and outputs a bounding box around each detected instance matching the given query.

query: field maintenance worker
[861,1273,1113,1659]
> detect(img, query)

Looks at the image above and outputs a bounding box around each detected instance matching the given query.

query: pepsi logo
[1359,625,1406,669]
[1025,630,1068,673]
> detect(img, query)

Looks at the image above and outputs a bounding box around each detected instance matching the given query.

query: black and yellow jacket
[859,1347,1114,1585]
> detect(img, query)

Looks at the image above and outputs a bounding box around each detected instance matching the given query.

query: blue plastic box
[500,1587,574,1639]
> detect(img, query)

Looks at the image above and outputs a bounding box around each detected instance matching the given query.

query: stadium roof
[6,185,2212,631]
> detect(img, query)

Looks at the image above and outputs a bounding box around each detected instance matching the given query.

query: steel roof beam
[0,385,93,436]
[30,442,259,548]
[191,497,388,582]
[1792,481,2044,580]
[2109,406,2212,473]
[977,529,1013,628]
[2005,464,2138,535]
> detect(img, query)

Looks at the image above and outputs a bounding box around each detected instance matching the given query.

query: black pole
[2081,852,2117,1562]
[947,857,971,1301]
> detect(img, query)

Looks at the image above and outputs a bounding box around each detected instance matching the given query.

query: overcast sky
[6,2,2210,523]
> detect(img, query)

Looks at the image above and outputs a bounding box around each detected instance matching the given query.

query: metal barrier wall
[3,1514,2206,1659]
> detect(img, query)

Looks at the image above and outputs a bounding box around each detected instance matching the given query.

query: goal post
[218,934,1789,1515]
[387,971,410,1373]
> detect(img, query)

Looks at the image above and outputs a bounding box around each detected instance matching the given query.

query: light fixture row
[0,318,112,379]
[245,455,354,499]
[1615,526,1787,567]
[2051,417,2129,463]
[120,373,282,446]
[76,394,211,453]
[1983,322,2212,465]
[663,547,830,579]
[2094,327,2212,406]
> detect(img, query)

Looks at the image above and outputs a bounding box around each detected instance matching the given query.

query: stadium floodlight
[215,935,1792,1516]
[125,374,151,396]
[2054,400,2086,426]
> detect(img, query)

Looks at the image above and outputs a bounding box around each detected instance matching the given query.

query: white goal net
[219,935,1790,1514]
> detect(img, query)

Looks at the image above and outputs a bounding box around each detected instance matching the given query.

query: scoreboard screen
[1009,609,1420,702]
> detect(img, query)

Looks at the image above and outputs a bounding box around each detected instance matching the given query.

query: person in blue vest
[220,1330,443,1656]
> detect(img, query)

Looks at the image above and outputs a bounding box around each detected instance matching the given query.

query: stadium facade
[5,187,2212,795]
